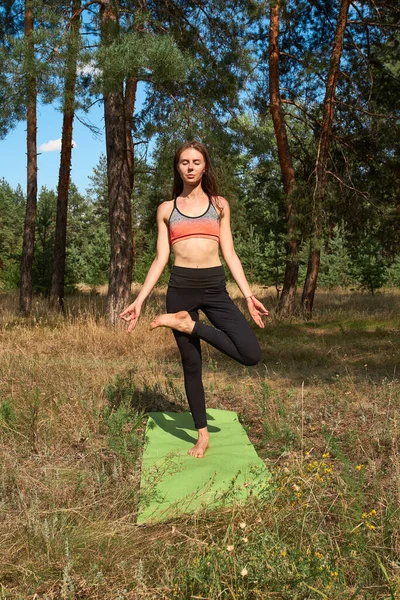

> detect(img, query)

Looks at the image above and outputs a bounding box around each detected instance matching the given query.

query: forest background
[0,0,399,319]
[0,2,400,599]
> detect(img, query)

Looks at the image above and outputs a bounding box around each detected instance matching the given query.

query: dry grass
[0,286,399,599]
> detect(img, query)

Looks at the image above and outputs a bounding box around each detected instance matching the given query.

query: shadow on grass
[105,371,186,414]
[148,411,221,445]
[105,373,221,448]
[258,321,399,383]
[151,314,399,386]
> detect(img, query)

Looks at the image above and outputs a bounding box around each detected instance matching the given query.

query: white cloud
[77,61,101,77]
[39,138,77,152]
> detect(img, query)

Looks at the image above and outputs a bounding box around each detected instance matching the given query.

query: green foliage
[351,238,389,294]
[134,229,171,285]
[318,224,352,289]
[65,183,110,289]
[104,372,136,410]
[32,186,57,294]
[172,525,340,599]
[0,0,71,136]
[0,397,16,427]
[386,256,400,288]
[145,35,193,83]
[80,225,110,287]
[103,375,144,464]
[21,178,112,294]
[97,32,190,92]
[85,154,109,231]
[102,402,144,464]
[234,226,286,286]
[0,179,24,289]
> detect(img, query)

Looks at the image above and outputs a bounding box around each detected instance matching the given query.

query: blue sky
[0,86,146,196]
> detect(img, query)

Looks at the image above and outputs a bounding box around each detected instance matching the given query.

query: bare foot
[188,428,209,458]
[149,310,195,334]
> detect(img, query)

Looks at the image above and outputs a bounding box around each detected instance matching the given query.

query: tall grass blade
[303,584,330,598]
[374,552,396,600]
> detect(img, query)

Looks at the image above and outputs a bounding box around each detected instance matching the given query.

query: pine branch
[281,99,321,127]
[75,112,102,136]
[326,170,370,200]
[334,100,398,119]
[165,0,215,62]
[71,0,100,21]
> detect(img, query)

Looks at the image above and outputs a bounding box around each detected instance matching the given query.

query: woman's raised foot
[149,310,195,334]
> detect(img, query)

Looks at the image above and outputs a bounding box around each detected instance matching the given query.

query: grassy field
[0,286,399,599]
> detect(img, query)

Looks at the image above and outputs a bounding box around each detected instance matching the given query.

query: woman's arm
[120,202,171,332]
[218,198,269,328]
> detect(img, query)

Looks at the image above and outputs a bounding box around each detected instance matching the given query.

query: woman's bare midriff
[172,237,221,268]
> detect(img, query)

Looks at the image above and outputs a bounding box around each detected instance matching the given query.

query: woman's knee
[241,343,262,366]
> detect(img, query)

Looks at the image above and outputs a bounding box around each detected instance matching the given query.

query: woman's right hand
[120,300,142,333]
[246,295,269,328]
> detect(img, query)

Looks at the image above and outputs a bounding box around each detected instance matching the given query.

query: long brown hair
[172,140,223,213]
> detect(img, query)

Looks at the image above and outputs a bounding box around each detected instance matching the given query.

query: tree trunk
[302,246,320,316]
[50,0,80,311]
[124,76,138,280]
[101,0,133,325]
[268,0,298,315]
[302,0,351,316]
[19,0,37,316]
[124,76,137,190]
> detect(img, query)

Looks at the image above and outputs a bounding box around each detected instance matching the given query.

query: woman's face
[176,148,206,187]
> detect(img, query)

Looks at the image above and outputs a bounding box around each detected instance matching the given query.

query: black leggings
[166,283,262,429]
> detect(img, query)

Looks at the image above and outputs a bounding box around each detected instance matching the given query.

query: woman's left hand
[246,296,269,328]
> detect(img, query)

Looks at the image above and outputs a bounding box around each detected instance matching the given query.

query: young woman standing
[120,141,268,458]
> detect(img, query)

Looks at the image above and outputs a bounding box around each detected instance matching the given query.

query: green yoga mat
[137,409,270,524]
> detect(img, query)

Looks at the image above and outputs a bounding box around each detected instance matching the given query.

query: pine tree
[50,0,81,311]
[352,236,388,294]
[19,0,38,315]
[318,224,352,288]
[99,0,133,323]
[301,0,351,317]
[268,0,299,315]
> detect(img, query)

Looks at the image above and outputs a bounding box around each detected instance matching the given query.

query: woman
[120,141,268,458]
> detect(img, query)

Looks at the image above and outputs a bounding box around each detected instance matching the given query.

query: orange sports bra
[168,198,220,246]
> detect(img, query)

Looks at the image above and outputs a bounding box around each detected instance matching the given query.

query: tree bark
[50,0,81,311]
[19,0,37,316]
[124,76,137,190]
[269,0,298,315]
[124,76,138,280]
[101,0,133,325]
[302,0,351,316]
